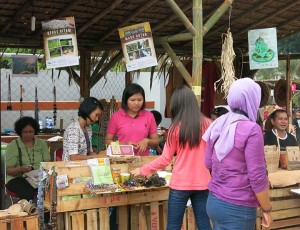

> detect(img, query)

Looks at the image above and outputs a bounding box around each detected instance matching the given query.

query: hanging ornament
[7,73,12,110]
[53,85,57,128]
[34,86,39,122]
[20,85,25,118]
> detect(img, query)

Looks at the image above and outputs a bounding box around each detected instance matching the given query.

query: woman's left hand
[136,138,149,153]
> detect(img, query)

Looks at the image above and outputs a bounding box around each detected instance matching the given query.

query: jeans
[206,192,256,230]
[167,188,211,230]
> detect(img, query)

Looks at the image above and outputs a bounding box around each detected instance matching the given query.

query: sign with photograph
[119,22,158,72]
[42,16,79,69]
[248,27,278,70]
[12,55,38,77]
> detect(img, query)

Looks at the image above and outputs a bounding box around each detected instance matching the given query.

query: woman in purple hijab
[203,78,272,229]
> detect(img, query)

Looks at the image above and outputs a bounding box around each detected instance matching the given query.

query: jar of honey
[112,168,121,184]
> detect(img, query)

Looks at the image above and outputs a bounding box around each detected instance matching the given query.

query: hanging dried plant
[215,29,236,98]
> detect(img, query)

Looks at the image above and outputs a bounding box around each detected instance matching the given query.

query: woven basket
[264,145,280,173]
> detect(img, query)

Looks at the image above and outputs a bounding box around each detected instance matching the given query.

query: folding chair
[54,148,63,161]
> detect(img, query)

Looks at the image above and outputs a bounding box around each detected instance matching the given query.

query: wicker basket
[264,145,280,173]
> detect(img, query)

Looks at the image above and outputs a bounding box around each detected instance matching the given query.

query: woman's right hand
[21,165,32,173]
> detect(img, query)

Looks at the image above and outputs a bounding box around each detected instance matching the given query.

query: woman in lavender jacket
[203,78,272,230]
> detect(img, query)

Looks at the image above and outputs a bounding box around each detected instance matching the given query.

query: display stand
[42,158,175,230]
[256,170,300,229]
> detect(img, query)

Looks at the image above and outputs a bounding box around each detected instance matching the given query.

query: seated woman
[6,116,50,201]
[63,97,106,161]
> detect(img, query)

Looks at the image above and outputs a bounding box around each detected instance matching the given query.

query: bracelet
[262,206,272,213]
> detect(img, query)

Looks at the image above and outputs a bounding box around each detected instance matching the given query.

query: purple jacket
[205,121,268,207]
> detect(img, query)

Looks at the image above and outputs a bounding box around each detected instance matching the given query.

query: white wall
[1,69,171,132]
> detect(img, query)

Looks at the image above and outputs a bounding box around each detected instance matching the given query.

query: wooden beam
[234,1,300,39]
[155,32,192,44]
[1,0,33,34]
[79,48,91,98]
[164,0,196,36]
[161,42,192,88]
[32,0,82,37]
[97,0,159,42]
[192,0,203,105]
[152,3,192,32]
[77,0,124,35]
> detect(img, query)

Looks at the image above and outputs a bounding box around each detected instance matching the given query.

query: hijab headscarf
[203,78,261,161]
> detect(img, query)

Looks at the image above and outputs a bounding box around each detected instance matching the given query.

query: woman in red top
[131,85,212,230]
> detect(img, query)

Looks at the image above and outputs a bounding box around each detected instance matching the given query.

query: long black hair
[167,85,203,148]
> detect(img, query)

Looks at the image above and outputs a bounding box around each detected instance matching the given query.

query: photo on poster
[12,55,38,77]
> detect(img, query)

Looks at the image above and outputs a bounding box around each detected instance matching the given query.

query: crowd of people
[8,79,300,229]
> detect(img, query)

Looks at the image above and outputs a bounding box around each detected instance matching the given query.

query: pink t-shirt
[106,109,158,156]
[140,118,212,190]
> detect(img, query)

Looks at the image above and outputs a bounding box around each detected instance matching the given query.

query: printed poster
[119,22,158,72]
[248,27,278,70]
[12,55,38,77]
[42,16,79,69]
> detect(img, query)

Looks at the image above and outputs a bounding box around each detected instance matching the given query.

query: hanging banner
[248,27,278,70]
[12,55,38,77]
[42,16,79,69]
[118,22,158,72]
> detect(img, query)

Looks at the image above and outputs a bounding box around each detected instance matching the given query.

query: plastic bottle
[38,119,43,130]
[45,117,49,129]
[48,117,53,129]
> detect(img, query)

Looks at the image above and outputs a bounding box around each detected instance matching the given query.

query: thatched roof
[0,0,300,56]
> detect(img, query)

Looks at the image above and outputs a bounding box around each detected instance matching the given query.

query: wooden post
[192,0,203,105]
[79,48,91,98]
[286,54,291,125]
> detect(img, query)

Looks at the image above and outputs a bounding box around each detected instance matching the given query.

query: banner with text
[42,17,79,69]
[119,22,157,72]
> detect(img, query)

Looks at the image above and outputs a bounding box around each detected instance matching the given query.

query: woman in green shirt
[6,116,50,201]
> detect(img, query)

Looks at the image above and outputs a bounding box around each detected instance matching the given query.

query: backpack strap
[15,140,23,166]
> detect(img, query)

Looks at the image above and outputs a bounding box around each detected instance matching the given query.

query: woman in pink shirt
[105,83,159,156]
[131,85,212,230]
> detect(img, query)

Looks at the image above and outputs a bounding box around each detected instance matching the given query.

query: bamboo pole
[203,0,234,35]
[192,0,203,105]
[156,0,233,44]
[161,42,192,88]
[164,0,196,36]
